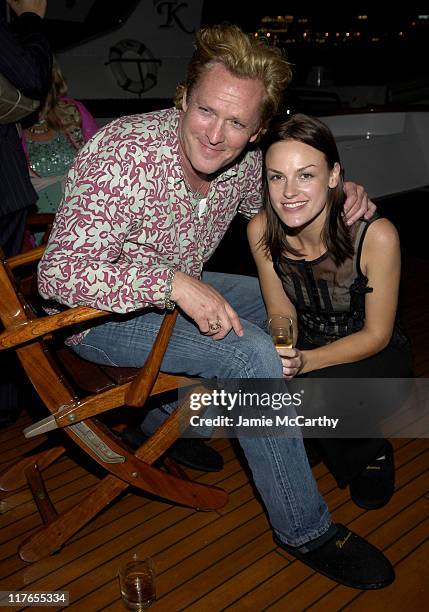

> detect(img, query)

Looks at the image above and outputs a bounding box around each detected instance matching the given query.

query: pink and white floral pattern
[38,108,262,314]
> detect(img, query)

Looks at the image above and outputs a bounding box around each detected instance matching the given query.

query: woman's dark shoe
[273,524,395,590]
[121,426,224,472]
[350,441,395,510]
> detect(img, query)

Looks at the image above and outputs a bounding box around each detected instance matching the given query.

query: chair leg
[62,417,228,508]
[0,446,65,492]
[163,456,189,480]
[19,474,126,562]
[19,459,228,562]
[18,390,228,562]
[24,461,58,524]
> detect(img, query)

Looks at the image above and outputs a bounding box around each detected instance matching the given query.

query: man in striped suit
[0,0,52,425]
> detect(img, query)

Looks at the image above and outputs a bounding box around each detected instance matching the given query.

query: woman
[248,114,412,509]
[21,59,98,242]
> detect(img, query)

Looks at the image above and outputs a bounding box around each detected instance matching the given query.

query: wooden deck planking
[1,432,427,610]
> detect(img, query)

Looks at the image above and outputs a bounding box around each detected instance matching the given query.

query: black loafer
[350,441,395,510]
[170,437,224,472]
[121,427,223,472]
[273,524,395,590]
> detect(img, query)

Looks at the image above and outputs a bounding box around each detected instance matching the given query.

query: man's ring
[208,320,222,332]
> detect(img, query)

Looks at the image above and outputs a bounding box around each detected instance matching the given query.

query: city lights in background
[252,12,428,46]
[201,4,428,86]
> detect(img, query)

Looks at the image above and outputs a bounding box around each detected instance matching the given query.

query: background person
[0,0,52,426]
[0,0,51,256]
[22,57,98,243]
[248,113,412,510]
[38,25,393,589]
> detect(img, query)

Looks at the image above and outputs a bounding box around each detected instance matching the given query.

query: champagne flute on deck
[268,315,294,349]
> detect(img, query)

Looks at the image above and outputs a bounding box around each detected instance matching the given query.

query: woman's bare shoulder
[247,210,267,239]
[364,217,400,250]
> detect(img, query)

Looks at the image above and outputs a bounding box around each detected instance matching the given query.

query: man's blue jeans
[72,272,331,547]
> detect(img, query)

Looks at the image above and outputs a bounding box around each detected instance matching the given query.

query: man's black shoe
[121,427,223,472]
[350,441,395,510]
[273,524,395,590]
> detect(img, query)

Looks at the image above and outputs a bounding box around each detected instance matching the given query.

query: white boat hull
[323,111,429,198]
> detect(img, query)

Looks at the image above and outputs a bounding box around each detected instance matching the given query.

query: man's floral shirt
[38,108,263,314]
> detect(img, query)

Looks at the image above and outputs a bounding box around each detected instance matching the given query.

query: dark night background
[1,0,428,265]
[2,1,427,88]
[201,2,429,86]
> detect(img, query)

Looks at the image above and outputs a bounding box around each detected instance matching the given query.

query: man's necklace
[183,174,208,198]
[178,147,210,199]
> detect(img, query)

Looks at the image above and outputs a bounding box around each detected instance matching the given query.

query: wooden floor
[1,255,428,611]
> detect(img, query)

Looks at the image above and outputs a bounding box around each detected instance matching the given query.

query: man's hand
[171,271,243,340]
[343,181,377,226]
[7,0,47,18]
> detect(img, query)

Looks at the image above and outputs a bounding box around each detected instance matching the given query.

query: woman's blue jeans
[72,272,331,547]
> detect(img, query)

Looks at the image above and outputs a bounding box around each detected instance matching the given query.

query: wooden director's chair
[0,247,228,562]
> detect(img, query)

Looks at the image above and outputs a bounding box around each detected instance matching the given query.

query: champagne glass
[268,315,293,348]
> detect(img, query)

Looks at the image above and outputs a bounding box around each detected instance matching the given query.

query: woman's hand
[276,347,304,379]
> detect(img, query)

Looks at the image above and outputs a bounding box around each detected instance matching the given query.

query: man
[38,25,393,589]
[0,0,52,426]
[0,0,51,256]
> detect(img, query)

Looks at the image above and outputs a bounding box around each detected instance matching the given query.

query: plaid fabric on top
[274,219,375,347]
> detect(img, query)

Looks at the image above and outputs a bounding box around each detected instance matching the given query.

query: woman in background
[22,58,98,241]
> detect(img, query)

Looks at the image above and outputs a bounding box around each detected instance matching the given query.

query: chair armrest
[0,305,109,350]
[7,246,46,269]
[25,213,56,246]
[3,240,180,410]
[26,213,55,227]
[24,308,182,434]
